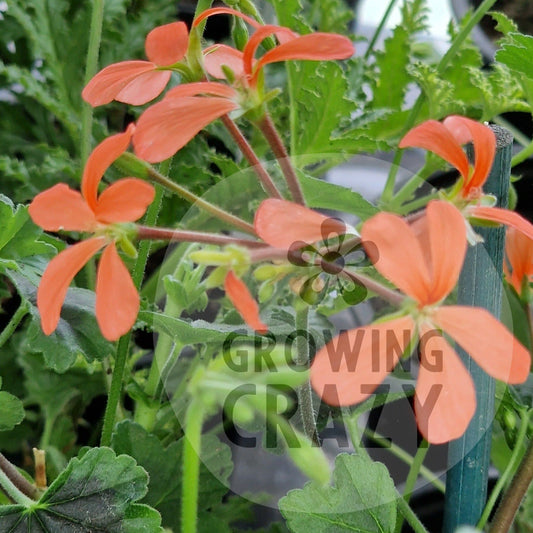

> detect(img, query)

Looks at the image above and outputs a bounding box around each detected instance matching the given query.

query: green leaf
[300,174,378,221]
[279,453,397,532]
[138,310,256,345]
[290,61,358,167]
[0,195,55,261]
[8,272,113,372]
[496,33,533,79]
[0,447,162,532]
[0,391,24,431]
[112,421,233,532]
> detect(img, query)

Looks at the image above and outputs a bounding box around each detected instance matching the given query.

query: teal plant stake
[444,126,513,530]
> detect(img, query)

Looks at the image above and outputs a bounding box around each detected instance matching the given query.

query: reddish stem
[136,225,266,248]
[257,114,305,205]
[221,115,284,200]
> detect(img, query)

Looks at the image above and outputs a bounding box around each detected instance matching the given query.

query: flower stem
[341,268,405,306]
[0,300,29,350]
[257,114,305,205]
[363,428,445,493]
[221,115,284,200]
[135,226,263,247]
[145,166,255,234]
[80,0,105,165]
[0,452,38,503]
[478,409,530,530]
[294,304,319,446]
[395,439,430,533]
[100,185,164,447]
[488,423,533,532]
[380,0,499,204]
[396,496,430,533]
[181,399,205,533]
[363,0,399,60]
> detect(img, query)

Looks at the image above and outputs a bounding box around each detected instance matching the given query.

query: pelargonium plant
[1,1,533,532]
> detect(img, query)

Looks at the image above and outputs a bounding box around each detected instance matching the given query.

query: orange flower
[310,200,530,444]
[505,227,533,296]
[82,22,189,106]
[196,7,354,87]
[133,9,354,163]
[28,125,155,340]
[224,271,267,333]
[399,116,533,241]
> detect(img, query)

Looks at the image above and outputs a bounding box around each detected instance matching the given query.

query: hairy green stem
[257,114,305,205]
[488,420,533,532]
[294,304,319,446]
[181,399,205,533]
[478,410,531,530]
[80,0,105,165]
[363,428,445,493]
[396,496,430,533]
[145,165,255,234]
[0,300,28,350]
[221,115,283,199]
[389,164,433,211]
[395,440,430,533]
[512,140,533,167]
[100,185,164,446]
[0,452,38,503]
[380,0,499,204]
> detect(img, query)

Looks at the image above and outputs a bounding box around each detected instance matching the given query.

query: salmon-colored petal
[433,306,531,383]
[224,271,267,333]
[443,116,495,195]
[415,325,476,444]
[165,81,238,99]
[95,179,155,223]
[361,211,431,304]
[203,44,246,79]
[425,201,467,302]
[29,184,97,232]
[145,21,188,66]
[95,242,139,341]
[114,70,171,106]
[82,61,156,106]
[193,7,261,29]
[310,316,415,406]
[253,33,354,83]
[254,199,347,250]
[505,227,533,293]
[37,237,106,335]
[469,206,533,241]
[133,96,238,163]
[81,124,135,211]
[399,120,470,180]
[242,25,297,77]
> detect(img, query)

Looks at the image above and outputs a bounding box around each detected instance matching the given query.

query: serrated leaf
[496,33,533,79]
[291,61,357,166]
[279,454,397,533]
[0,447,162,532]
[111,421,233,531]
[300,174,378,221]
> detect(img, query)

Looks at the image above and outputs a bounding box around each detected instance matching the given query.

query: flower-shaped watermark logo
[286,218,371,306]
